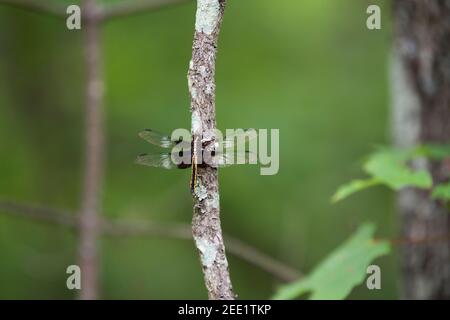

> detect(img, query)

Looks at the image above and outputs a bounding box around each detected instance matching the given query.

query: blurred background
[0,0,396,299]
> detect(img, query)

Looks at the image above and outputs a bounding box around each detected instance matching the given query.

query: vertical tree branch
[78,0,104,300]
[187,0,234,299]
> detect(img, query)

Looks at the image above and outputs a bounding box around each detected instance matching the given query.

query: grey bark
[392,0,450,299]
[187,0,235,300]
[77,0,104,300]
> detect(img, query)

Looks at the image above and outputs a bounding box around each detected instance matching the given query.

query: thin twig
[188,0,234,299]
[0,201,301,282]
[0,0,192,21]
[0,202,76,227]
[102,220,301,282]
[224,237,301,283]
[101,0,192,21]
[0,0,67,17]
[78,0,104,300]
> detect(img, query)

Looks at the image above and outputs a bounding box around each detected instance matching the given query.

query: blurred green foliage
[333,145,450,203]
[0,0,396,299]
[273,223,390,300]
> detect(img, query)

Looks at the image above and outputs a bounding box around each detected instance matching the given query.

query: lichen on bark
[187,0,235,300]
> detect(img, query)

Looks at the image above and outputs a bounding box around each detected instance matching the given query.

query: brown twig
[0,0,67,17]
[78,0,104,300]
[101,0,192,21]
[0,202,76,227]
[0,0,192,21]
[188,0,234,299]
[0,201,301,283]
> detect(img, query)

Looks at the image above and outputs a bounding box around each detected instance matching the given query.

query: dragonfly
[136,128,256,193]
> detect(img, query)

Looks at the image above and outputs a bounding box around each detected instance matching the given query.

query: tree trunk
[392,0,450,299]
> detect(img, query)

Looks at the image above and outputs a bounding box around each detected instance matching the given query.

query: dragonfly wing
[136,153,177,169]
[138,129,175,149]
[214,150,257,167]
